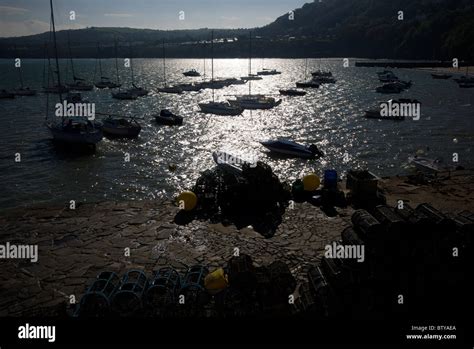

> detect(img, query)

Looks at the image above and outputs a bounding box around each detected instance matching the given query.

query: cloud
[104,13,133,18]
[0,6,30,16]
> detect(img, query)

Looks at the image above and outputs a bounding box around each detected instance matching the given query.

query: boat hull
[48,124,103,145]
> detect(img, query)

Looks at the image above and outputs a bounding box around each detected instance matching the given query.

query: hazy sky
[0,0,308,37]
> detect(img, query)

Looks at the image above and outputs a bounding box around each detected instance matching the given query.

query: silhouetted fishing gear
[180,265,210,310]
[145,267,181,313]
[75,271,121,317]
[111,270,148,316]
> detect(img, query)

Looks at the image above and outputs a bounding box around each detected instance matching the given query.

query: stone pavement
[0,199,351,316]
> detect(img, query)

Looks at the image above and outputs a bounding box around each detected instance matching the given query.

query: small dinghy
[279,89,306,96]
[260,139,324,159]
[212,151,255,175]
[102,116,141,138]
[154,109,183,125]
[408,156,454,174]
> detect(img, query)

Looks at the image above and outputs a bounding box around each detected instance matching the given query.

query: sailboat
[257,58,281,76]
[296,58,320,88]
[66,33,93,91]
[12,46,37,96]
[100,113,141,138]
[45,0,102,148]
[157,40,182,94]
[112,40,137,100]
[241,33,262,81]
[94,43,121,89]
[199,31,243,116]
[228,32,281,110]
[42,44,70,94]
[126,43,149,96]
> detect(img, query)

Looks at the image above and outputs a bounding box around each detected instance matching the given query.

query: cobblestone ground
[0,199,352,316]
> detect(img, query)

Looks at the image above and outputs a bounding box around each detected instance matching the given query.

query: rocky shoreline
[0,170,473,316]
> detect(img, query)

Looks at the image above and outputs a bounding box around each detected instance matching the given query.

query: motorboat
[102,116,141,138]
[260,139,324,159]
[392,80,412,89]
[0,89,15,99]
[431,73,452,79]
[296,80,320,88]
[257,69,281,76]
[279,89,306,96]
[183,69,201,77]
[112,91,138,100]
[154,109,183,125]
[199,101,243,115]
[228,95,282,110]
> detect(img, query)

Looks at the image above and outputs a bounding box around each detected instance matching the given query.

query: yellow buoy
[204,268,228,294]
[303,173,320,191]
[177,191,197,211]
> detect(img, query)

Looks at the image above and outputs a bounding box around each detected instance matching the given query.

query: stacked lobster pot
[144,267,181,317]
[75,271,121,317]
[303,204,472,319]
[110,270,148,316]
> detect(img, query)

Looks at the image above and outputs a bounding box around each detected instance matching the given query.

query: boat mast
[211,30,214,102]
[67,31,76,82]
[129,42,135,87]
[97,43,103,80]
[50,0,63,104]
[114,38,120,88]
[162,40,166,87]
[249,31,252,95]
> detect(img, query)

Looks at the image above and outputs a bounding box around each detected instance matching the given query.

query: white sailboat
[45,0,102,148]
[199,31,243,116]
[126,43,149,96]
[229,32,281,110]
[66,33,93,91]
[157,40,182,94]
[94,43,121,89]
[112,40,137,100]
